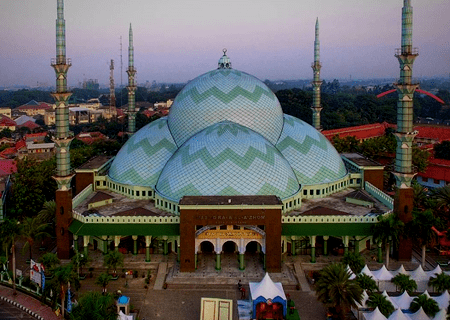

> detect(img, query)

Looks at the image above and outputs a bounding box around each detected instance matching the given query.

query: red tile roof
[418,157,450,183]
[76,132,107,145]
[25,132,47,138]
[15,139,26,150]
[0,115,16,127]
[0,159,17,176]
[143,110,157,118]
[322,122,392,141]
[16,102,51,111]
[414,126,450,142]
[0,147,17,159]
[19,121,40,130]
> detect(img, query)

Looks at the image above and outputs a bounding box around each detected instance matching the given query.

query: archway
[246,241,258,253]
[200,241,214,253]
[223,241,237,253]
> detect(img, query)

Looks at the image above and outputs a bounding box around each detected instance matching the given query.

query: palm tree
[428,272,450,293]
[38,252,60,275]
[51,264,79,319]
[410,209,438,268]
[413,180,428,209]
[21,216,50,261]
[95,272,112,294]
[316,263,363,319]
[103,251,124,276]
[356,274,379,294]
[367,293,395,318]
[0,218,22,295]
[71,251,90,278]
[372,214,404,268]
[71,291,117,320]
[342,252,365,274]
[37,200,56,225]
[431,185,450,211]
[410,294,440,318]
[391,273,417,294]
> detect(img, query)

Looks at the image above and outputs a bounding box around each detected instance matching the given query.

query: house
[0,115,16,131]
[15,101,53,117]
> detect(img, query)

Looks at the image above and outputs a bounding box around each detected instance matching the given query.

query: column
[195,253,198,269]
[132,235,138,255]
[291,236,296,256]
[354,237,360,254]
[83,235,90,256]
[163,236,168,255]
[310,236,316,263]
[102,236,108,254]
[114,235,121,252]
[323,236,329,256]
[239,239,245,271]
[177,238,180,262]
[377,242,383,263]
[145,236,152,262]
[73,235,78,252]
[343,236,349,255]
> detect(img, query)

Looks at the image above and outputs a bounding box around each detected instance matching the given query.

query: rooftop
[76,155,113,170]
[180,195,282,206]
[342,153,384,167]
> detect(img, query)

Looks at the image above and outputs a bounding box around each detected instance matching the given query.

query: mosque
[52,0,417,272]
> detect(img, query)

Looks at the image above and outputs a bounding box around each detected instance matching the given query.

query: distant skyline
[0,0,449,87]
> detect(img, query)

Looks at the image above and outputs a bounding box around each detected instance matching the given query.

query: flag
[67,282,72,313]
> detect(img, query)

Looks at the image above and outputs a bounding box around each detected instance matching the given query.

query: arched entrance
[200,241,214,253]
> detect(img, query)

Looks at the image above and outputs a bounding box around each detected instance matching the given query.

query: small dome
[108,117,177,187]
[276,114,347,185]
[167,68,284,147]
[218,48,232,69]
[156,121,300,202]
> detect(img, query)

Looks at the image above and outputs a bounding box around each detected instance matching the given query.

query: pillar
[145,236,152,262]
[377,243,383,263]
[83,235,90,256]
[323,236,329,256]
[114,236,121,252]
[343,235,349,255]
[215,251,221,271]
[310,236,316,263]
[132,235,138,255]
[102,236,108,254]
[354,237,360,254]
[73,235,78,252]
[291,236,296,256]
[163,236,168,255]
[195,253,198,269]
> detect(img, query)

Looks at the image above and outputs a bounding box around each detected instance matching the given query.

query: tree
[412,180,428,209]
[38,252,60,274]
[410,294,440,318]
[428,272,450,293]
[71,251,90,278]
[37,200,56,225]
[342,252,365,274]
[366,293,395,318]
[410,209,439,268]
[355,274,379,294]
[431,185,450,212]
[103,251,124,276]
[21,216,50,261]
[95,272,112,294]
[71,291,117,320]
[316,263,363,319]
[0,218,22,295]
[51,264,79,319]
[391,274,417,294]
[412,147,430,173]
[372,214,404,268]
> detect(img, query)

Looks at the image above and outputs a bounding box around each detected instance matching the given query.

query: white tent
[409,265,429,282]
[422,290,432,298]
[249,273,286,301]
[363,307,388,320]
[356,290,370,308]
[118,311,133,320]
[426,266,442,278]
[361,265,376,279]
[373,266,394,281]
[390,291,413,310]
[407,307,429,320]
[382,291,399,310]
[346,265,356,280]
[391,265,408,277]
[433,290,450,310]
[387,309,410,320]
[432,308,447,320]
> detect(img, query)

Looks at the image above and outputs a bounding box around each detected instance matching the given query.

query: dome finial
[218,49,232,69]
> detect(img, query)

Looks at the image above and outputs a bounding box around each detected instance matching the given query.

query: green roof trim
[69,220,180,236]
[282,223,376,237]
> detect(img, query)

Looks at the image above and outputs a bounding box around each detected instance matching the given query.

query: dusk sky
[0,0,449,88]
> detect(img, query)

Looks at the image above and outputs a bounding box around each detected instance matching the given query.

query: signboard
[200,298,233,320]
[30,260,43,287]
[198,229,263,239]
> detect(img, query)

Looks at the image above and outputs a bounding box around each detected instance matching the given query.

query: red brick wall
[394,187,414,260]
[75,172,94,195]
[364,169,384,190]
[56,189,73,259]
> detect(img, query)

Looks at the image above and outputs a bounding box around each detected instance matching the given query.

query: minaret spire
[127,23,137,135]
[311,17,323,130]
[51,0,73,260]
[393,0,418,260]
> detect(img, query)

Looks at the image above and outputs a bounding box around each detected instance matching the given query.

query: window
[220,225,227,230]
[142,191,146,197]
[303,190,307,196]
[422,177,428,182]
[136,191,140,197]
[316,189,320,195]
[310,190,313,196]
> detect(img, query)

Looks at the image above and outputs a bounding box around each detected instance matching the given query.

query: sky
[0,0,449,88]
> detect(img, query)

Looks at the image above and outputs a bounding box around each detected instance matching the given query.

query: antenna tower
[120,36,123,107]
[110,59,115,114]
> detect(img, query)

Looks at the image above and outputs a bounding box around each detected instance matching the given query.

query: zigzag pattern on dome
[156,121,300,202]
[276,114,348,185]
[108,117,177,187]
[167,69,284,146]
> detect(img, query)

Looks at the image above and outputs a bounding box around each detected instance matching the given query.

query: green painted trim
[282,223,375,237]
[69,220,179,236]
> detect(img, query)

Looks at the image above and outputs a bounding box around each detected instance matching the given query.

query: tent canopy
[373,265,394,281]
[250,273,287,318]
[363,307,387,320]
[390,291,413,310]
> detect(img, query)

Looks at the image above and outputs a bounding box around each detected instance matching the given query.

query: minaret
[51,0,73,259]
[393,0,418,260]
[126,24,137,135]
[311,18,323,130]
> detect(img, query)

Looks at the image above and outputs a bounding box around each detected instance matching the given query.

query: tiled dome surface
[108,117,177,187]
[276,114,348,185]
[155,121,300,202]
[167,69,284,147]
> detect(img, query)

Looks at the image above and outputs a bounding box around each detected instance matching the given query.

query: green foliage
[0,128,12,138]
[341,252,365,274]
[71,291,117,320]
[332,136,359,153]
[9,157,56,218]
[434,141,450,160]
[0,89,53,108]
[391,274,417,294]
[372,214,404,267]
[366,293,395,318]
[71,252,90,275]
[431,185,450,211]
[410,209,439,247]
[410,294,440,317]
[21,216,50,260]
[412,180,428,209]
[412,147,430,173]
[103,251,124,274]
[38,252,60,273]
[355,274,379,294]
[36,200,56,233]
[50,264,80,318]
[429,272,450,293]
[95,272,112,289]
[316,263,363,319]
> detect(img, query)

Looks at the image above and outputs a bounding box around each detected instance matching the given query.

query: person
[238,280,242,290]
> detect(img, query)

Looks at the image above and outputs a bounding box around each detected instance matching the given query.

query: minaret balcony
[51,58,72,66]
[311,62,322,69]
[394,47,419,57]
